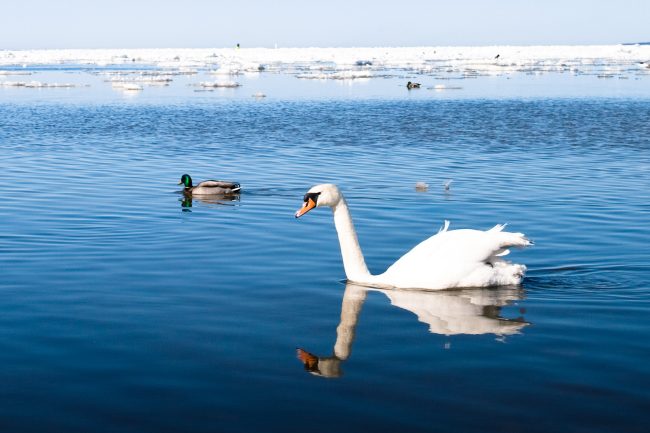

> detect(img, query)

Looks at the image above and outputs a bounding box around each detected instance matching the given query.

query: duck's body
[179,174,240,195]
[186,180,241,195]
[406,81,421,89]
[295,184,531,291]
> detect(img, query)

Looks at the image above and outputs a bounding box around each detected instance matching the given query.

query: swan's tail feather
[488,224,532,248]
[497,231,532,249]
[489,262,527,285]
[488,223,507,233]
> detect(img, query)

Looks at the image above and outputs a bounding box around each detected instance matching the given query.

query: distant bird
[443,179,453,191]
[406,81,421,89]
[178,174,241,195]
[415,182,429,192]
[495,54,500,59]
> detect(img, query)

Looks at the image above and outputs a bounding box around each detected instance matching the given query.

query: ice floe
[0,46,648,78]
[0,45,648,98]
[0,70,32,75]
[198,80,241,88]
[296,70,373,80]
[119,83,143,91]
[108,76,172,85]
[1,80,75,88]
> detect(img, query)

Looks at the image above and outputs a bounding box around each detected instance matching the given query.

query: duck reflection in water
[180,194,240,211]
[297,283,528,378]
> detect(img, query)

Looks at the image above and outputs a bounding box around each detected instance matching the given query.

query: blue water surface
[1,71,649,433]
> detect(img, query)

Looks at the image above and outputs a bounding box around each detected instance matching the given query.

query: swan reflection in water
[180,194,240,211]
[297,283,528,378]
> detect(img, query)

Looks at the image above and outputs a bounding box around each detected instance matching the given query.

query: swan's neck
[332,198,374,283]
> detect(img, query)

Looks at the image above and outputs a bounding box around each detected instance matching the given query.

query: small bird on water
[406,81,421,89]
[178,174,241,195]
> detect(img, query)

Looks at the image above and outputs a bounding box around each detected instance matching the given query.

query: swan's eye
[303,192,321,204]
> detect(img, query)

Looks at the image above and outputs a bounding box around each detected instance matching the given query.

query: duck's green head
[179,174,192,188]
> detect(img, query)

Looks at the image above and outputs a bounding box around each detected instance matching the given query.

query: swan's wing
[382,224,531,288]
[393,224,530,267]
[196,180,241,189]
[386,229,493,273]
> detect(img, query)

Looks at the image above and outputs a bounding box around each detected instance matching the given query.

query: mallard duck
[178,174,241,195]
[406,81,421,89]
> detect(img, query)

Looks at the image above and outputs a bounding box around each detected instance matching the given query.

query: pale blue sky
[2,0,648,49]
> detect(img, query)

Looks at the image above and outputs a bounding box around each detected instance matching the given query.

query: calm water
[1,72,650,432]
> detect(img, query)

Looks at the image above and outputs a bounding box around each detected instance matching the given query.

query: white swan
[295,184,532,290]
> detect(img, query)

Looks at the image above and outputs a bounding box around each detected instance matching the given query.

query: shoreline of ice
[1,46,648,76]
[1,45,649,95]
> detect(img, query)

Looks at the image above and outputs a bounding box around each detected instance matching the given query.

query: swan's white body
[296,184,531,291]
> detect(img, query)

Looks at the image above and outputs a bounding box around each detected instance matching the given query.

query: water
[1,70,650,432]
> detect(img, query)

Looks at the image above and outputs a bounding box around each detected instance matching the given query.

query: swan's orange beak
[295,198,316,218]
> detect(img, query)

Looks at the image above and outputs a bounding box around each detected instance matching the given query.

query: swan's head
[295,184,342,218]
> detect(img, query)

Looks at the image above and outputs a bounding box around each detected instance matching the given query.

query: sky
[1,0,648,49]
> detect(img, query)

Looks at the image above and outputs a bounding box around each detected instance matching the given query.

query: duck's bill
[177,181,183,185]
[295,198,316,218]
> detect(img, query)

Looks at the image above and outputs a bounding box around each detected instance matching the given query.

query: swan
[178,174,241,195]
[295,184,532,290]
